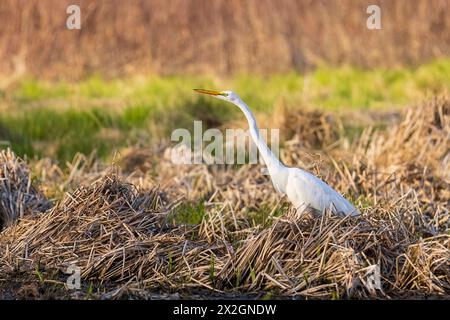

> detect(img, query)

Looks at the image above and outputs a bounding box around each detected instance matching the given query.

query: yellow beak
[193,89,224,96]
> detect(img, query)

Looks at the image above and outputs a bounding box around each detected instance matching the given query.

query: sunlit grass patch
[169,201,206,225]
[2,59,449,162]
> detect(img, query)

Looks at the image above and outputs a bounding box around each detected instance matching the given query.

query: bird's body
[194,89,360,216]
[285,168,359,216]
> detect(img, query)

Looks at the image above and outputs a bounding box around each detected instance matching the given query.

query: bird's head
[193,89,241,104]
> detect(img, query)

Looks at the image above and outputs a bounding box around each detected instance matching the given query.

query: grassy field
[1,59,449,163]
[0,59,449,300]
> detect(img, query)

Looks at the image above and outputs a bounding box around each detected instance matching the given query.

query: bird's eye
[220,92,228,97]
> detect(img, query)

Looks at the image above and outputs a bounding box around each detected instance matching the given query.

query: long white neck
[233,98,289,194]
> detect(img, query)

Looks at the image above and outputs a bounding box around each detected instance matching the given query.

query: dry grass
[0,174,227,294]
[0,149,50,230]
[0,96,449,299]
[0,0,449,80]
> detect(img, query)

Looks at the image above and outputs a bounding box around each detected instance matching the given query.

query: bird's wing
[287,168,359,216]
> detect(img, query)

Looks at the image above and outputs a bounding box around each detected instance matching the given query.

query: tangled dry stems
[0,97,449,299]
[0,149,50,230]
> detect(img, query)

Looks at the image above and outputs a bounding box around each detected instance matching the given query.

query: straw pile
[216,203,449,298]
[1,173,228,294]
[0,148,50,230]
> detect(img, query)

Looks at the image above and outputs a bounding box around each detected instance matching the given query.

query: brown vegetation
[0,96,448,299]
[0,0,449,80]
[0,149,50,230]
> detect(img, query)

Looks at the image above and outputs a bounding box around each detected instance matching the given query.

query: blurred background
[1,0,449,78]
[0,0,449,162]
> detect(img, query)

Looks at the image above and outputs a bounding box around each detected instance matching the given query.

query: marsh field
[0,0,449,300]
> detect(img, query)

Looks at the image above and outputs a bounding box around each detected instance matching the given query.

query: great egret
[194,89,360,216]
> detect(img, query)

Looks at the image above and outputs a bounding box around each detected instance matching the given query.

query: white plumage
[194,89,360,216]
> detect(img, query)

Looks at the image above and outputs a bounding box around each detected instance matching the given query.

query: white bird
[194,89,360,217]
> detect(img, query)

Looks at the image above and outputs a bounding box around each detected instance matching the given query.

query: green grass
[1,59,449,162]
[169,202,207,225]
[247,204,286,228]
